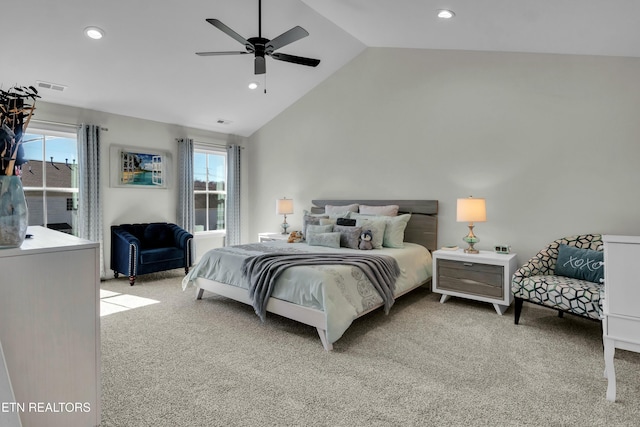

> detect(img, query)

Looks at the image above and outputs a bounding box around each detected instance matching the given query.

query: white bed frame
[194,199,438,351]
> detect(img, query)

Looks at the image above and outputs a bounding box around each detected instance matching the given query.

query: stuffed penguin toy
[359,230,373,250]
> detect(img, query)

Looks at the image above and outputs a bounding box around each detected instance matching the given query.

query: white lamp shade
[456,197,486,223]
[276,198,294,215]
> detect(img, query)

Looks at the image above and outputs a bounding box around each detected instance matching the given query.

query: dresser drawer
[606,315,640,344]
[436,258,504,298]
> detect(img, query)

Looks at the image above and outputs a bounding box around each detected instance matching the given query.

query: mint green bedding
[182,241,432,344]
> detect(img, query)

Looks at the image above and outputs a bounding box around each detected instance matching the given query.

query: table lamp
[276,197,294,234]
[456,196,486,254]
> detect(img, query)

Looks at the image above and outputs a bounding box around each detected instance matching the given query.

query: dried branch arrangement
[0,85,40,176]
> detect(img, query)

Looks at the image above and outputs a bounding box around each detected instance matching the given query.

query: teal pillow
[351,213,411,248]
[555,244,604,283]
[305,224,333,241]
[354,218,386,249]
[302,210,329,238]
[307,232,341,248]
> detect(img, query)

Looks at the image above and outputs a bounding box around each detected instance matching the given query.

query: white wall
[31,102,249,273]
[248,48,640,263]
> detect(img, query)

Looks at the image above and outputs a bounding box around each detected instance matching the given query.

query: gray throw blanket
[241,253,401,321]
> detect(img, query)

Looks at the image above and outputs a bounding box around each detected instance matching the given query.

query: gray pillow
[302,210,329,237]
[307,232,341,248]
[333,225,362,249]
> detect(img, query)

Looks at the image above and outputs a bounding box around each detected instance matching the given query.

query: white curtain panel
[77,124,105,278]
[226,144,241,246]
[177,138,195,233]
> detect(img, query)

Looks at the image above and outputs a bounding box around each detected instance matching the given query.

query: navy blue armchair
[111,222,193,285]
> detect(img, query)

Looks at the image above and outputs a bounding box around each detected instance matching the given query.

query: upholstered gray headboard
[311,200,438,252]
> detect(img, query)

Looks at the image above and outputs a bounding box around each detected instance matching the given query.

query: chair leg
[514,297,523,324]
[129,276,136,286]
[185,266,189,275]
[558,311,564,318]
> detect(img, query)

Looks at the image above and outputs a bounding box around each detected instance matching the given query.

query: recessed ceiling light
[248,82,259,90]
[437,9,455,19]
[84,26,105,40]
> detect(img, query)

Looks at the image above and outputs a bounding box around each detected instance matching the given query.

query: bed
[182,199,438,350]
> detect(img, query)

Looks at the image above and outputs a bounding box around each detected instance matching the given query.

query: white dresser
[602,234,640,402]
[0,226,101,426]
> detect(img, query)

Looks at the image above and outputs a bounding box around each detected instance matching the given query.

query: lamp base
[281,221,290,235]
[462,223,480,254]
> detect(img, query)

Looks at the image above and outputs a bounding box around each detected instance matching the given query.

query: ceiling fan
[196,0,321,75]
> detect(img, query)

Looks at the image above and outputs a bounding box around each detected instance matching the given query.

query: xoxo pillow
[555,244,604,283]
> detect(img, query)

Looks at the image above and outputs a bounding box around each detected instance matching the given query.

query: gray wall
[31,102,250,272]
[248,47,640,263]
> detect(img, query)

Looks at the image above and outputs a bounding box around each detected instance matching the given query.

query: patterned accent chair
[512,234,604,324]
[111,222,193,285]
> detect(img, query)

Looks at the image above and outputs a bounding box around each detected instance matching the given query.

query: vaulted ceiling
[5,1,640,137]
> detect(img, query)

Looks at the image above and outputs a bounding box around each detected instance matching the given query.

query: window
[20,130,79,235]
[193,148,226,232]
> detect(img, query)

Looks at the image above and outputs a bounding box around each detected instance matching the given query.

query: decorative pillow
[555,244,604,283]
[302,210,329,238]
[354,218,386,249]
[336,217,357,226]
[351,213,411,248]
[324,204,359,216]
[333,225,362,249]
[359,204,400,217]
[307,232,341,248]
[305,224,333,241]
[381,214,411,248]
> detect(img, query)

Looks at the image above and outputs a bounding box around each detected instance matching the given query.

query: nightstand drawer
[436,259,503,298]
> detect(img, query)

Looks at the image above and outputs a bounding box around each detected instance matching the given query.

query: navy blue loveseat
[111,222,193,285]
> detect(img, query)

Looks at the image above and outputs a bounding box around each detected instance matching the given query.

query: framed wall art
[110,145,171,188]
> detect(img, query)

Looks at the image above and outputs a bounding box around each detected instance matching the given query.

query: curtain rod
[30,119,108,131]
[195,139,227,148]
[176,138,243,149]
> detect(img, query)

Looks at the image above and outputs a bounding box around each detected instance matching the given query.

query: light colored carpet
[99,271,640,427]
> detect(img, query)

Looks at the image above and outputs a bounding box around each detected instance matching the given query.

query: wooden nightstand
[258,232,289,242]
[432,249,518,315]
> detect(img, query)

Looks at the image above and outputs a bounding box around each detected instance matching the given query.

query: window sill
[194,230,226,236]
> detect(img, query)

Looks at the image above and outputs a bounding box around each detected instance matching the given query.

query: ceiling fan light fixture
[437,9,455,19]
[84,26,105,40]
[248,82,259,90]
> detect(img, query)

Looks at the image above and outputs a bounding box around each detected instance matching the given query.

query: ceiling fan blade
[196,51,249,56]
[206,18,252,49]
[265,26,309,53]
[255,56,266,75]
[270,52,320,68]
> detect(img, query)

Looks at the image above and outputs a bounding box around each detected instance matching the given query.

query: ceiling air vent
[36,80,67,92]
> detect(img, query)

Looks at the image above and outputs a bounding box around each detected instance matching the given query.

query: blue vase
[0,176,28,248]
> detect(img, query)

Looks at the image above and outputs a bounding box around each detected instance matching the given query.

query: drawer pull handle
[463,262,474,267]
